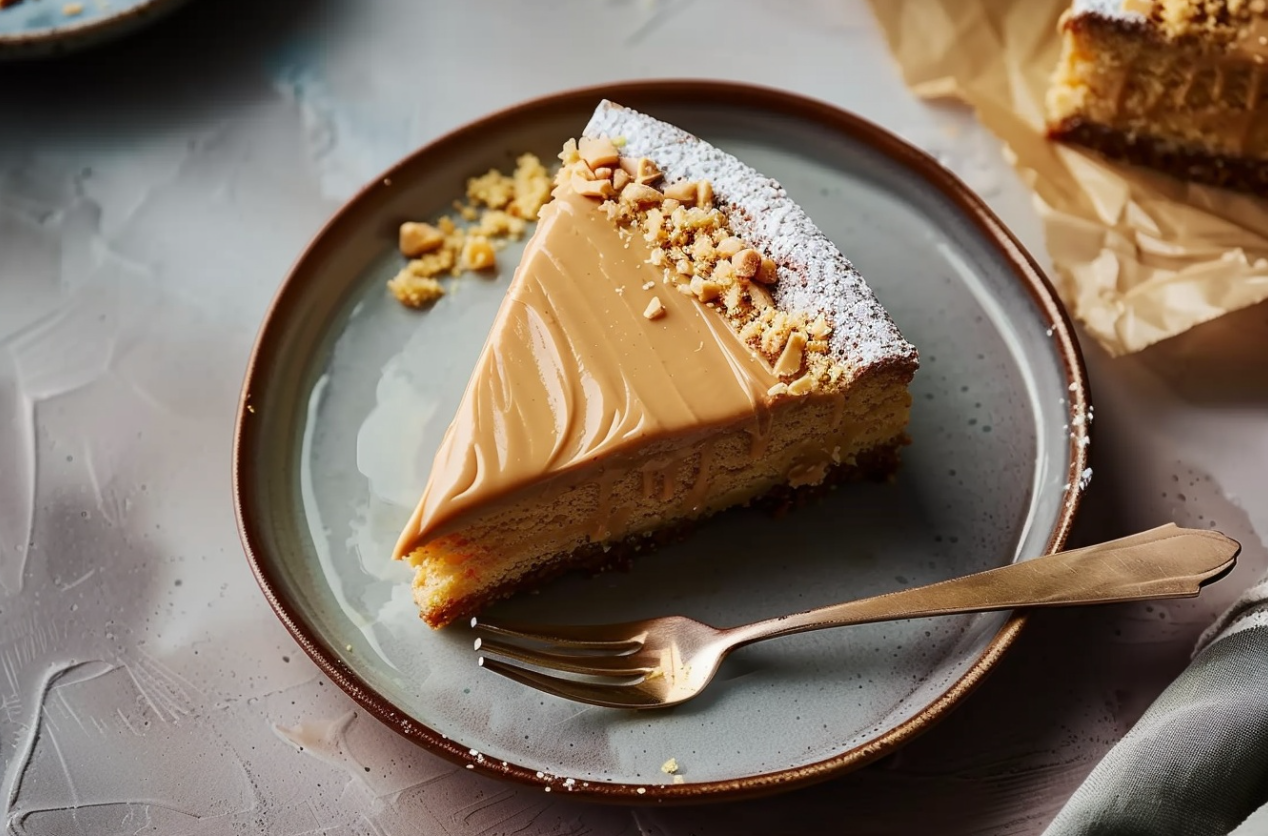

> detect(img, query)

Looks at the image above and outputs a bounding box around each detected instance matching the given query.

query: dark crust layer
[423,437,908,628]
[1047,117,1268,192]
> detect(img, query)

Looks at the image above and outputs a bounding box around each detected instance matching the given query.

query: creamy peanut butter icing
[392,186,782,558]
[392,103,917,628]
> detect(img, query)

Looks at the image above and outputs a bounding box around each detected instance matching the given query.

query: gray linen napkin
[1043,574,1268,836]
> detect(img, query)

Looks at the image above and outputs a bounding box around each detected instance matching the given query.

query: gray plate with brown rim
[233,81,1090,803]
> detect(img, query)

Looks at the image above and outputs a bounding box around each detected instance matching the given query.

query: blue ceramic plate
[0,0,188,57]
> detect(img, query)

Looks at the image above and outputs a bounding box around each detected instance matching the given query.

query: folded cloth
[1044,574,1268,836]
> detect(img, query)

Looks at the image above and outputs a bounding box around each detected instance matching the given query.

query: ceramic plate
[234,82,1091,802]
[0,0,187,57]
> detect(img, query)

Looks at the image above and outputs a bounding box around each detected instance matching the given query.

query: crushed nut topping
[559,136,843,393]
[388,153,551,308]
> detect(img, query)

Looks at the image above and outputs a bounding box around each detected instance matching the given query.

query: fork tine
[475,637,655,677]
[478,657,664,709]
[471,617,644,650]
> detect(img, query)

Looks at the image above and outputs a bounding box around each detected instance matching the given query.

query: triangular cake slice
[393,101,919,628]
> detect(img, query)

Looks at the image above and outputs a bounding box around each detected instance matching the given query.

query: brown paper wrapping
[867,0,1268,356]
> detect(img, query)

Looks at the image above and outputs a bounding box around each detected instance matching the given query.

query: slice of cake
[393,101,918,628]
[1046,0,1268,190]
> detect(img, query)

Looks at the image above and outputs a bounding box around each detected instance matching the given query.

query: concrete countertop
[1,0,1264,832]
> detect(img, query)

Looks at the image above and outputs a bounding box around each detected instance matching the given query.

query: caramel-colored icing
[392,187,782,560]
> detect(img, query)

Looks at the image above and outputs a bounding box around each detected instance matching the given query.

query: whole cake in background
[1047,0,1268,191]
[392,101,919,629]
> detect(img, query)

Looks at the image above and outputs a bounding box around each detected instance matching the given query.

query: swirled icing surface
[392,187,779,557]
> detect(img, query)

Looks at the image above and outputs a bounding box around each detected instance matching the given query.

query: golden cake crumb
[660,758,679,774]
[562,140,845,391]
[461,236,497,271]
[63,1,84,15]
[673,775,685,785]
[390,154,551,308]
[386,272,446,308]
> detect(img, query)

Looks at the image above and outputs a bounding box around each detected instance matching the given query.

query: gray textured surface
[1,0,1266,832]
[1044,624,1268,835]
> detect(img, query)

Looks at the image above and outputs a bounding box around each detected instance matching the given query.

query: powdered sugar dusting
[584,100,918,375]
[1073,0,1148,22]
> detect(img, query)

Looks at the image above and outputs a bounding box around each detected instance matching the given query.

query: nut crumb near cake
[392,101,919,629]
[387,153,551,308]
[1047,0,1268,190]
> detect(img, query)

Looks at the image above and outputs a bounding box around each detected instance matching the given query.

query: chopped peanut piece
[572,172,615,199]
[579,136,621,169]
[620,182,664,208]
[461,236,497,270]
[757,256,779,285]
[774,331,807,376]
[731,248,763,279]
[716,236,745,258]
[612,169,632,192]
[399,222,445,257]
[690,276,723,302]
[712,259,737,284]
[788,376,815,396]
[696,180,714,209]
[558,138,580,165]
[643,297,667,320]
[748,282,775,309]
[767,381,790,398]
[619,156,662,186]
[690,235,716,263]
[663,180,701,205]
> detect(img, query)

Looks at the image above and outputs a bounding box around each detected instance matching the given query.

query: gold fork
[472,524,1239,709]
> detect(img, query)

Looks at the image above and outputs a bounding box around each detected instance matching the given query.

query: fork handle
[727,525,1239,647]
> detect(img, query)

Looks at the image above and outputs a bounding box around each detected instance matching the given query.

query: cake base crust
[1048,117,1268,193]
[421,437,907,628]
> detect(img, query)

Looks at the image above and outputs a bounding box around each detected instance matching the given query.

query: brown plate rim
[232,79,1091,804]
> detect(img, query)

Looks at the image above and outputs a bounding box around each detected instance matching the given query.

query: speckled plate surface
[0,0,187,57]
[234,81,1091,803]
